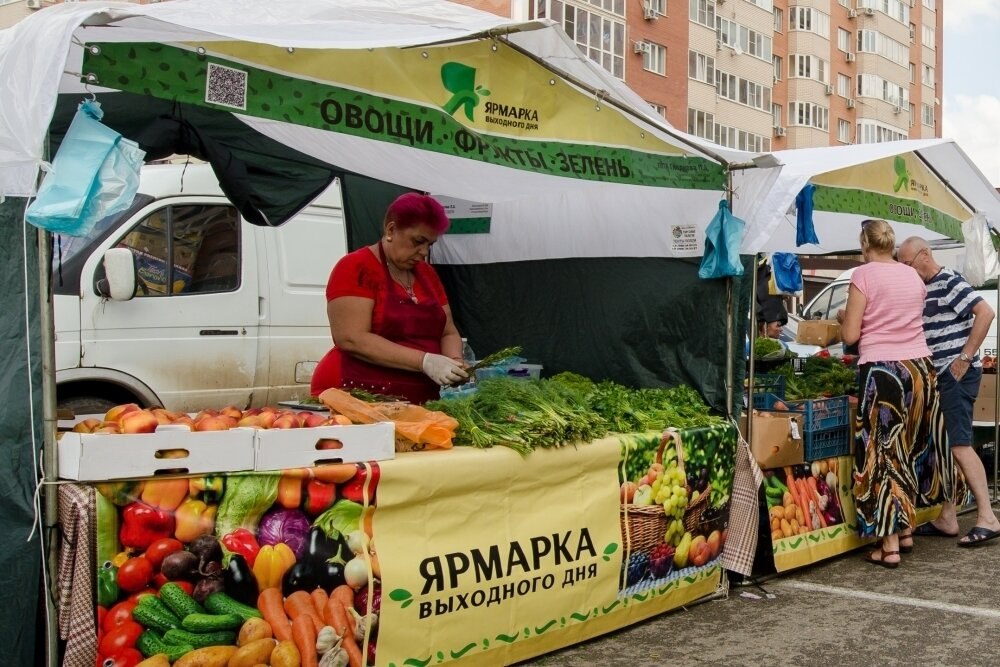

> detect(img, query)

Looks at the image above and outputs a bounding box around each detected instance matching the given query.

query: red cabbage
[257,508,310,559]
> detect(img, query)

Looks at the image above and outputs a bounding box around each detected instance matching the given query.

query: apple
[707,530,722,559]
[219,405,243,420]
[194,416,231,431]
[620,481,638,504]
[72,418,102,434]
[690,540,712,567]
[272,414,300,429]
[302,413,328,428]
[104,403,140,423]
[119,409,160,434]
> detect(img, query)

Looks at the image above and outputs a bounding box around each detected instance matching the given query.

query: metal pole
[994,288,998,501]
[38,225,60,667]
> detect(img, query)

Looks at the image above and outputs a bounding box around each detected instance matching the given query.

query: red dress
[310,243,450,404]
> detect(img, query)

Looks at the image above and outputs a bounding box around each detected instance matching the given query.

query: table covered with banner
[59,422,739,667]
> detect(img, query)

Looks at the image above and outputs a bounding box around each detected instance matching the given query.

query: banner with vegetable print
[94,461,380,667]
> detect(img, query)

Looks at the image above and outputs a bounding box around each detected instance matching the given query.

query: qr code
[205,62,248,110]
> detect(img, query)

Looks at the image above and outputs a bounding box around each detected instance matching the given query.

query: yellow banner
[201,41,686,155]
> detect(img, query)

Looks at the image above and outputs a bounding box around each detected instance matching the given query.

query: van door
[80,199,260,412]
[257,203,348,405]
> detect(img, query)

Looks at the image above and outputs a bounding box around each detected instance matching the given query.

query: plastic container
[507,363,543,380]
[749,374,786,409]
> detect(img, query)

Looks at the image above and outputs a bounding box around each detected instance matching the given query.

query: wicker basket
[619,431,677,553]
[665,428,711,533]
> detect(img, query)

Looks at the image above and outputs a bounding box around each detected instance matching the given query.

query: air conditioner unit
[25,0,42,8]
[634,42,650,55]
[846,52,856,63]
[774,126,786,137]
[716,39,723,51]
[847,98,856,109]
[643,7,658,20]
[894,105,903,114]
[864,7,875,16]
[825,85,834,95]
[847,9,857,18]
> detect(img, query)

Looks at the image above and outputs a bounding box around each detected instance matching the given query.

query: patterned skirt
[853,357,946,537]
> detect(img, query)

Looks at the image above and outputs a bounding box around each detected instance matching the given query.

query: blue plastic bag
[26,100,145,236]
[770,252,803,296]
[698,199,745,279]
[795,183,820,246]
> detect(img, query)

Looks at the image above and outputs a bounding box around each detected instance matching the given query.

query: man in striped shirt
[899,237,1000,546]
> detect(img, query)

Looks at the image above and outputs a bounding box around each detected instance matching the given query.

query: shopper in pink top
[837,219,944,568]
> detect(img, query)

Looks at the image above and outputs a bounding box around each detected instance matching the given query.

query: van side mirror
[97,248,138,301]
[796,303,804,317]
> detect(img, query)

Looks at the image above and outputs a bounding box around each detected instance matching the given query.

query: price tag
[789,420,801,441]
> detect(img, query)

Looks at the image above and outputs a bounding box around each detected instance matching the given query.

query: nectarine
[104,403,140,423]
[120,409,160,434]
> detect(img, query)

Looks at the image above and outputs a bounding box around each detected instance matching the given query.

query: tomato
[100,648,143,667]
[126,588,157,604]
[96,606,107,631]
[144,538,183,570]
[98,621,142,658]
[102,600,137,633]
[117,557,153,592]
[152,572,168,589]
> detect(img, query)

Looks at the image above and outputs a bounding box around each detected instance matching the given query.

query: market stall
[59,378,739,667]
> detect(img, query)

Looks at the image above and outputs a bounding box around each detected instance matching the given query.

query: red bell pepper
[119,502,174,550]
[340,463,380,504]
[304,479,337,516]
[221,528,261,567]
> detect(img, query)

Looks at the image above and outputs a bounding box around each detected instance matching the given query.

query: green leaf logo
[441,62,489,121]
[390,588,413,608]
[602,542,619,562]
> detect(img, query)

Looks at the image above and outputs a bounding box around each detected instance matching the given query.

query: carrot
[311,463,358,484]
[783,467,801,509]
[341,631,363,667]
[310,588,330,624]
[291,613,319,667]
[258,588,292,642]
[285,590,324,633]
[324,599,362,667]
[794,478,813,531]
[331,584,355,611]
[806,476,828,528]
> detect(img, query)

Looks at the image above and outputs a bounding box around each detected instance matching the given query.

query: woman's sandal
[864,547,901,569]
[898,535,914,554]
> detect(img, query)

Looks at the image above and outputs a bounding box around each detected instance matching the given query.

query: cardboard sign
[796,320,842,347]
[974,373,998,423]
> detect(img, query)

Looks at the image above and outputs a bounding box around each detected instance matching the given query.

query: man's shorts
[937,364,982,447]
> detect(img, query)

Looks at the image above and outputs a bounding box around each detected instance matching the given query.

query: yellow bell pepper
[174,498,217,543]
[253,543,296,590]
[111,550,131,568]
[188,476,225,504]
[140,478,191,511]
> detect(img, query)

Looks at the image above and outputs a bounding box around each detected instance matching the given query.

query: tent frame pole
[38,226,60,667]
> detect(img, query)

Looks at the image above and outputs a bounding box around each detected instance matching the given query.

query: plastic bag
[769,252,803,297]
[319,388,457,451]
[961,213,1000,287]
[698,200,746,279]
[26,100,145,236]
[795,183,820,246]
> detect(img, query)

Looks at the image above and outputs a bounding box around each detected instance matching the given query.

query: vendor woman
[310,193,468,403]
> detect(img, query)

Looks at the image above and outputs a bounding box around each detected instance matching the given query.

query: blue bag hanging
[770,252,803,296]
[698,199,745,279]
[26,100,145,236]
[795,183,820,246]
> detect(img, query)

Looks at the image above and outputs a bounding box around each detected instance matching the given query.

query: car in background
[781,268,999,359]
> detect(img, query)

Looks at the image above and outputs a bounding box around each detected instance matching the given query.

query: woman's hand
[422,353,469,386]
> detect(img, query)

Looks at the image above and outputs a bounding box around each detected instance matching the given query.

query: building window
[922,24,935,49]
[837,28,851,52]
[647,0,666,14]
[858,73,909,107]
[857,0,910,24]
[537,1,626,78]
[772,103,782,128]
[922,63,934,88]
[773,7,783,32]
[923,0,935,10]
[687,107,715,141]
[714,122,771,151]
[909,62,916,83]
[789,101,829,131]
[838,0,850,6]
[649,102,667,118]
[838,119,851,143]
[788,6,830,37]
[856,29,907,66]
[715,69,772,111]
[643,42,667,75]
[746,0,774,11]
[689,50,716,84]
[690,0,716,28]
[717,17,772,61]
[790,54,828,84]
[922,103,935,126]
[837,73,851,97]
[772,55,782,82]
[858,119,908,143]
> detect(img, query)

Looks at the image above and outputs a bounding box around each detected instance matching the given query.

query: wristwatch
[960,352,973,362]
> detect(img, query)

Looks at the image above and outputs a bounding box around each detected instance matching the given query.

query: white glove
[421,353,469,386]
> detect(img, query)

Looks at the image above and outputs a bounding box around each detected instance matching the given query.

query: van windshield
[51,194,155,295]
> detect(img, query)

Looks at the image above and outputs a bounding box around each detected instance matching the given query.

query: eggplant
[306,527,350,563]
[281,558,347,596]
[223,554,258,607]
[317,560,346,590]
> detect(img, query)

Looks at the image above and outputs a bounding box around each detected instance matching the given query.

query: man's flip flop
[958,526,1000,548]
[913,523,959,538]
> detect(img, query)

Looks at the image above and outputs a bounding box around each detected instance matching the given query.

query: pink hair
[385,193,450,234]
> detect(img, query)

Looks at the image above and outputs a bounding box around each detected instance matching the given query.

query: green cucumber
[136,629,193,661]
[181,612,243,632]
[204,592,262,621]
[163,628,236,649]
[133,596,182,632]
[159,581,205,618]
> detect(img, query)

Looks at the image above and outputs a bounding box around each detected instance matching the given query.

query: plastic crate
[750,374,786,409]
[755,394,851,460]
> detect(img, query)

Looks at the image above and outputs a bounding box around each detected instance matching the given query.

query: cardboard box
[974,373,998,423]
[255,422,395,471]
[58,425,256,481]
[796,320,842,347]
[741,411,805,469]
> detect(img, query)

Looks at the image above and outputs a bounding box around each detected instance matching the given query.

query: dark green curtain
[0,199,43,665]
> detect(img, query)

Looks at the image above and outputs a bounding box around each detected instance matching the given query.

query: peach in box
[194,416,232,432]
[104,403,139,423]
[120,409,160,434]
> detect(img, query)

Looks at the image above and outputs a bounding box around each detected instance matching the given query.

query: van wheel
[57,396,118,419]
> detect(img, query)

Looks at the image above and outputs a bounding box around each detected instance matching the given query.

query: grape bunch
[654,465,688,547]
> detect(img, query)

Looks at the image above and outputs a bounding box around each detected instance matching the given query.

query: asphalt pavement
[522,512,1000,667]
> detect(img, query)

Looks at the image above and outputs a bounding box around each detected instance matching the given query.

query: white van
[53,163,346,414]
[784,267,998,358]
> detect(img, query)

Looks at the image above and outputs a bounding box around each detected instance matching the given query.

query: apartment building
[454,0,944,151]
